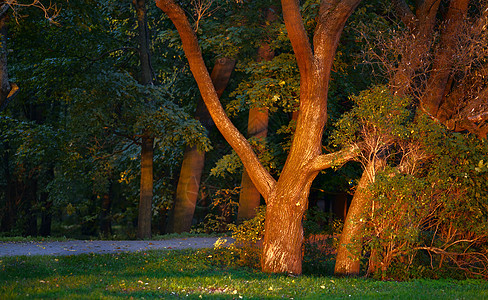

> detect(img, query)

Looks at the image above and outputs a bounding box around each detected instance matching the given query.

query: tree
[334,0,488,276]
[156,0,361,274]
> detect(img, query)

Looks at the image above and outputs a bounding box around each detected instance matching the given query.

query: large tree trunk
[156,0,361,274]
[137,136,154,239]
[334,159,383,275]
[171,58,235,233]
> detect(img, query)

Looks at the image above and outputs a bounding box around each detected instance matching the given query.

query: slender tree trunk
[134,0,153,85]
[137,136,154,239]
[100,191,112,237]
[24,178,38,237]
[135,0,155,239]
[171,58,235,233]
[39,191,52,237]
[334,159,383,275]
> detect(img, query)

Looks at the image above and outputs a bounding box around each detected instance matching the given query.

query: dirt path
[0,237,230,257]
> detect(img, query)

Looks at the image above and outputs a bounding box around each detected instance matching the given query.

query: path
[0,237,230,257]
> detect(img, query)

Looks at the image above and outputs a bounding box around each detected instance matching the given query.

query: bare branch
[5,0,60,24]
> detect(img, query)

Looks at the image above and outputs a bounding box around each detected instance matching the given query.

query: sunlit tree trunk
[334,159,383,275]
[171,58,235,233]
[156,0,361,274]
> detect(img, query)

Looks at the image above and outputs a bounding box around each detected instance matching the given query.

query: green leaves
[331,85,413,149]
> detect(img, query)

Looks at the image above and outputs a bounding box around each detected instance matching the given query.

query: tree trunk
[171,58,235,233]
[134,0,153,85]
[419,0,469,118]
[334,159,383,275]
[39,191,52,237]
[135,0,155,239]
[23,178,38,237]
[261,176,311,274]
[137,136,154,239]
[100,191,112,237]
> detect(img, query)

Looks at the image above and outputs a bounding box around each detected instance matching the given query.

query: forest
[1,0,488,279]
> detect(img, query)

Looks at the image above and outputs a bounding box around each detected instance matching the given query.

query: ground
[0,237,229,256]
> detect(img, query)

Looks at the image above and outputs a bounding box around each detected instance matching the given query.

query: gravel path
[0,237,230,257]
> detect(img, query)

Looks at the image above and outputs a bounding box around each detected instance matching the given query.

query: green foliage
[224,205,266,269]
[331,85,413,148]
[227,54,300,115]
[193,187,240,234]
[303,208,337,237]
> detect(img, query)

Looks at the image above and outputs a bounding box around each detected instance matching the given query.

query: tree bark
[171,58,235,233]
[137,136,154,239]
[156,0,361,274]
[334,158,384,276]
[420,0,469,117]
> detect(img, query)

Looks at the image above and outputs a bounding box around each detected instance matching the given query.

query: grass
[1,248,487,299]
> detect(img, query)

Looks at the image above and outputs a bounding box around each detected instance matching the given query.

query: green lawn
[0,249,487,299]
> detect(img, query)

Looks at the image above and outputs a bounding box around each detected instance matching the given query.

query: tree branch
[314,0,362,70]
[155,0,276,200]
[281,0,313,89]
[307,144,359,172]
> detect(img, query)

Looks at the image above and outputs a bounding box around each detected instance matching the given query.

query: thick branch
[281,0,313,90]
[314,0,362,68]
[420,0,469,117]
[155,0,276,199]
[307,144,359,172]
